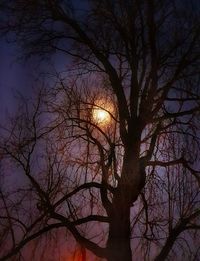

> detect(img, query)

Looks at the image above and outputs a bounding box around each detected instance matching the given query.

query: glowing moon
[91,98,115,126]
[92,108,111,125]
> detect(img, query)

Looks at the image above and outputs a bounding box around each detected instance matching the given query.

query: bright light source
[93,108,110,124]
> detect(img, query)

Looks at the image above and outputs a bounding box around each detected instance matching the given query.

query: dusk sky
[0,39,72,124]
[0,39,36,119]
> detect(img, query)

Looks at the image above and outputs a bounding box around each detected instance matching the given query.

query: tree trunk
[106,190,132,261]
[105,143,141,261]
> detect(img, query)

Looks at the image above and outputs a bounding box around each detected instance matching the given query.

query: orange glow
[66,247,87,261]
[92,99,114,126]
[93,108,111,125]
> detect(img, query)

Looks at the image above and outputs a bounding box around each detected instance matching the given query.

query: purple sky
[0,38,71,124]
[0,40,37,119]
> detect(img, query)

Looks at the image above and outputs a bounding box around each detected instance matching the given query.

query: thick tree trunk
[105,142,141,261]
[106,190,132,261]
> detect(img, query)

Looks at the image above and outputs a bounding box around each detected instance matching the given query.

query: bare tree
[0,1,200,260]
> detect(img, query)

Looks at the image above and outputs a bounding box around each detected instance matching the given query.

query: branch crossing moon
[92,107,111,125]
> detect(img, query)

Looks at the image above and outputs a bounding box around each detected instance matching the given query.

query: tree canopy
[0,1,200,260]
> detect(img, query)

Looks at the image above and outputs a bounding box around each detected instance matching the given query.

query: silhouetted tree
[0,1,200,260]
